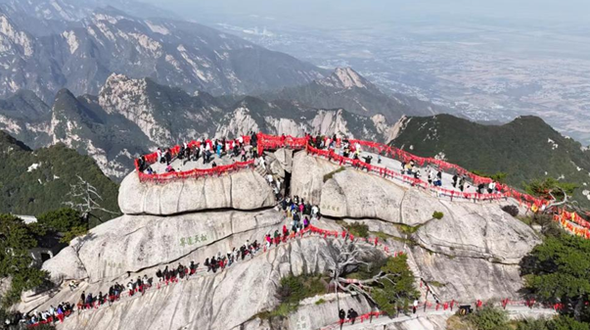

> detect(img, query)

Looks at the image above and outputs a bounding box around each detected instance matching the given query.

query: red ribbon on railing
[133,133,589,239]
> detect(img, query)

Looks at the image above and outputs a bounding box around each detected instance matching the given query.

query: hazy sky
[145,0,590,29]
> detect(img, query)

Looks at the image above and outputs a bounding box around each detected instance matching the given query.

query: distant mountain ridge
[390,114,590,206]
[0,0,439,180]
[1,72,402,179]
[263,67,437,122]
[0,2,327,103]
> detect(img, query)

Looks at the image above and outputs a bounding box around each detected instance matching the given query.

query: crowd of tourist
[305,134,506,197]
[8,134,513,330]
[3,301,75,328]
[137,133,260,175]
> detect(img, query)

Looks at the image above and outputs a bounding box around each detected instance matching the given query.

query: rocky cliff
[29,149,543,330]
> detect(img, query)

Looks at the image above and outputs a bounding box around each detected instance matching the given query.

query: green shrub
[466,306,509,330]
[395,223,421,235]
[37,208,83,233]
[520,234,590,322]
[515,318,550,330]
[549,316,590,330]
[315,298,326,305]
[432,211,444,220]
[0,214,50,307]
[370,254,419,315]
[513,316,589,330]
[60,226,89,244]
[260,273,328,319]
[339,221,369,238]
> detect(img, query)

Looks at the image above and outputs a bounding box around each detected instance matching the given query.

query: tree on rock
[370,254,419,314]
[524,177,577,205]
[520,234,590,322]
[0,214,49,306]
[63,175,119,226]
[329,243,418,315]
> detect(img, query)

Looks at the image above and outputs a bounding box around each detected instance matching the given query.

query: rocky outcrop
[32,148,545,330]
[118,169,276,215]
[346,315,449,330]
[242,293,373,330]
[35,234,357,330]
[42,246,88,284]
[43,209,287,283]
[409,248,525,302]
[320,168,408,223]
[291,151,340,205]
[346,215,539,302]
[413,200,540,264]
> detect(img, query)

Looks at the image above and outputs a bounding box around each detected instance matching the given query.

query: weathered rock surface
[350,315,449,330]
[291,151,340,205]
[273,149,294,174]
[408,248,526,302]
[42,246,88,284]
[39,237,360,330]
[118,169,276,215]
[413,200,540,263]
[44,209,285,283]
[31,148,545,330]
[320,168,407,222]
[242,293,372,330]
[293,152,447,225]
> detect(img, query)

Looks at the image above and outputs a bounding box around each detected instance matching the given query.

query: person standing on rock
[338,308,346,327]
[347,308,358,325]
[488,181,496,194]
[127,281,134,296]
[413,299,418,315]
[80,292,86,309]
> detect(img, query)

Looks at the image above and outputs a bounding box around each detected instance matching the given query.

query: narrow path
[320,305,557,330]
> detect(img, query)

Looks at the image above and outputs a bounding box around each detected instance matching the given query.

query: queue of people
[309,134,504,198]
[4,301,75,328]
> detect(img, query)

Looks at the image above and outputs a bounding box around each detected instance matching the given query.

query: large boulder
[118,169,276,215]
[44,209,285,283]
[273,148,294,173]
[413,200,540,263]
[42,246,88,284]
[342,212,539,302]
[291,151,340,205]
[35,237,350,330]
[320,168,407,223]
[409,248,527,302]
[293,153,452,225]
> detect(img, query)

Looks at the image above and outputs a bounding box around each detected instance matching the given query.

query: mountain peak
[318,67,371,89]
[89,6,133,25]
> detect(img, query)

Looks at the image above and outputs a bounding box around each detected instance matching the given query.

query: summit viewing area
[12,132,590,330]
[133,133,588,239]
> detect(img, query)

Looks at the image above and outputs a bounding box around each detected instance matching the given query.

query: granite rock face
[39,236,361,330]
[118,169,276,215]
[290,151,340,205]
[43,209,285,283]
[32,149,545,330]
